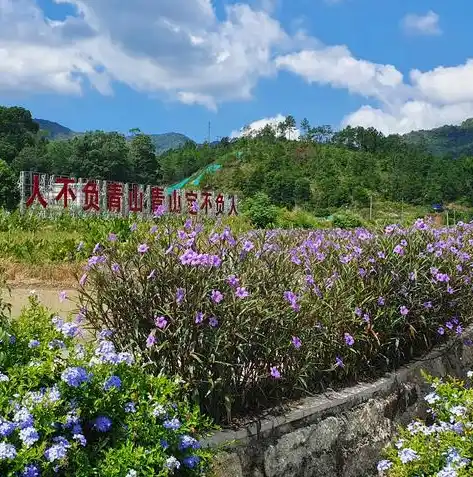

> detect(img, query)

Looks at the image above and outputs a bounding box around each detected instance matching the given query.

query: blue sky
[0,0,472,141]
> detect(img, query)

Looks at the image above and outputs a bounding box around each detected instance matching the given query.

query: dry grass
[0,259,81,288]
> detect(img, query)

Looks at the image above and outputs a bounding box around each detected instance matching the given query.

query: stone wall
[205,333,473,477]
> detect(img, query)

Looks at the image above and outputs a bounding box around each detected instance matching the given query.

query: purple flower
[344,333,354,346]
[242,240,254,252]
[354,307,362,317]
[93,416,112,432]
[335,356,344,368]
[438,327,445,335]
[176,288,185,304]
[108,233,117,242]
[111,263,120,273]
[393,245,404,255]
[195,312,204,324]
[147,269,155,279]
[79,274,87,286]
[291,336,302,349]
[270,366,281,379]
[209,317,219,328]
[400,305,409,316]
[210,290,224,303]
[283,291,300,312]
[226,275,239,287]
[153,205,166,218]
[130,223,137,232]
[138,243,149,254]
[28,339,40,348]
[155,316,168,329]
[146,333,157,348]
[235,287,249,299]
[362,313,370,323]
[423,301,433,309]
[59,290,67,302]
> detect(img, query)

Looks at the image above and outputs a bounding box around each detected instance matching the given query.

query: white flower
[0,372,9,382]
[425,392,440,404]
[126,471,137,477]
[467,371,473,378]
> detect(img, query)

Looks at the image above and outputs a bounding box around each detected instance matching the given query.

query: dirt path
[4,287,79,317]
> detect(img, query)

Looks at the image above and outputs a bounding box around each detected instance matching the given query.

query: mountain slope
[403,118,473,157]
[34,119,74,139]
[148,132,194,154]
[34,118,194,154]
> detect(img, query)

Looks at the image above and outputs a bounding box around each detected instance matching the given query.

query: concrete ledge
[206,330,473,477]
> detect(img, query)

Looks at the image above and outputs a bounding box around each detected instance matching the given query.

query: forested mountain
[403,118,473,158]
[2,105,473,215]
[34,119,194,155]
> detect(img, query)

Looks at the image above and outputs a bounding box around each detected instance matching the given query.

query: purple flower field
[80,217,473,422]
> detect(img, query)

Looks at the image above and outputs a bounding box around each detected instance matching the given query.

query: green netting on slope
[166,163,222,192]
[165,151,242,193]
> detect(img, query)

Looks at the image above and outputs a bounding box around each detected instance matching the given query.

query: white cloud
[401,11,442,36]
[275,46,404,102]
[3,0,473,135]
[0,0,289,105]
[230,114,300,139]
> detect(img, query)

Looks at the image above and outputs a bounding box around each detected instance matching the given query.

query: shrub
[80,217,473,423]
[243,192,278,228]
[332,211,364,228]
[0,297,215,476]
[378,373,473,476]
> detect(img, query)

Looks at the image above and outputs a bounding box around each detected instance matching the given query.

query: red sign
[21,173,238,217]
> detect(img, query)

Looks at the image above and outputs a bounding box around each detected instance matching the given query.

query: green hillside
[34,118,194,155]
[403,118,473,158]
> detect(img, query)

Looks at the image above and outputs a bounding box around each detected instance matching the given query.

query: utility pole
[208,121,211,143]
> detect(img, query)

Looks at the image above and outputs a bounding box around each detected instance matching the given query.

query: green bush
[0,297,216,476]
[80,217,473,423]
[378,373,473,476]
[332,211,364,228]
[242,192,278,228]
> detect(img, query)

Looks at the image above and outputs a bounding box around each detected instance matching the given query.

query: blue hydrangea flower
[183,455,201,468]
[93,416,112,432]
[178,435,200,450]
[165,456,180,470]
[21,464,40,477]
[28,340,40,348]
[0,442,16,460]
[0,420,15,437]
[19,427,40,448]
[163,418,181,430]
[13,408,34,429]
[44,443,68,462]
[61,367,91,387]
[124,402,136,413]
[103,375,121,391]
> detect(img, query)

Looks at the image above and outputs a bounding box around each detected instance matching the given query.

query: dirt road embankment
[4,287,78,317]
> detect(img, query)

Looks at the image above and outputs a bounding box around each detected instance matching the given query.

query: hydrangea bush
[0,296,216,476]
[378,373,473,477]
[80,217,473,422]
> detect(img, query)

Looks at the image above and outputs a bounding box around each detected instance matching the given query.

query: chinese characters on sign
[19,172,238,217]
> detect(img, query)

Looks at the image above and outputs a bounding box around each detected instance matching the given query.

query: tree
[128,132,159,184]
[0,106,39,163]
[0,160,19,209]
